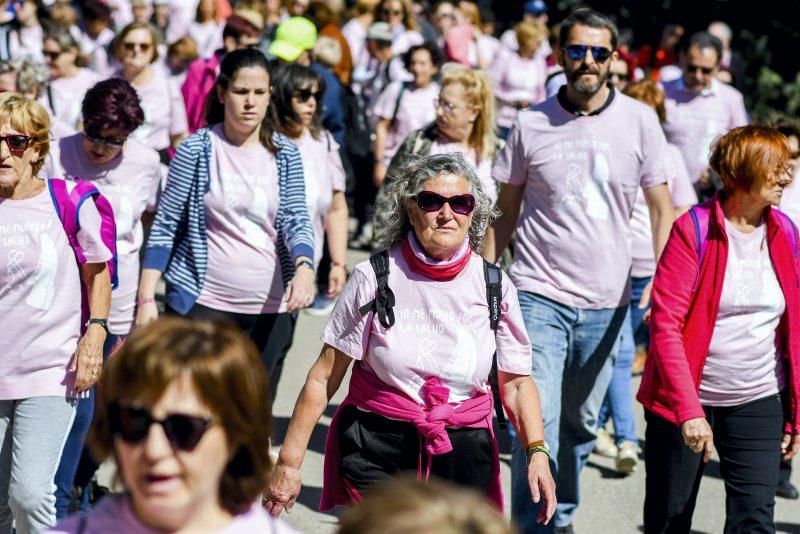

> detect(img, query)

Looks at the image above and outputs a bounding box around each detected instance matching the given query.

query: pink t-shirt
[197,125,285,314]
[321,246,532,405]
[47,495,297,534]
[630,143,697,278]
[493,91,668,309]
[80,27,117,79]
[391,28,424,56]
[9,25,44,61]
[662,77,749,183]
[189,21,223,58]
[700,220,787,406]
[0,181,111,399]
[130,69,189,151]
[44,68,102,129]
[47,134,162,335]
[488,46,547,129]
[373,81,439,166]
[428,139,496,203]
[294,131,346,267]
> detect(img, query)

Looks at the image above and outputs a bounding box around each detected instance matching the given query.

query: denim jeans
[54,334,124,518]
[597,276,651,444]
[510,292,627,531]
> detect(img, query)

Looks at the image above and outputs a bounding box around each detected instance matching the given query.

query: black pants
[338,406,493,496]
[168,302,297,402]
[643,394,784,534]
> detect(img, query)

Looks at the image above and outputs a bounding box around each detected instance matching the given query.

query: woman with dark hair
[42,31,101,130]
[114,22,188,163]
[372,42,441,187]
[45,78,163,519]
[48,318,297,533]
[137,48,315,402]
[270,63,348,312]
[639,125,800,532]
[8,0,45,62]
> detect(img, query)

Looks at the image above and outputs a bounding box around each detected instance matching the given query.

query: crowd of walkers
[0,0,798,533]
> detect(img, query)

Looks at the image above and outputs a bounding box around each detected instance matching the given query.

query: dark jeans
[54,334,124,518]
[338,406,493,496]
[643,393,784,534]
[171,302,297,401]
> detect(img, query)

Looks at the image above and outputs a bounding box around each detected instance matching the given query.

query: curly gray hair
[374,152,499,252]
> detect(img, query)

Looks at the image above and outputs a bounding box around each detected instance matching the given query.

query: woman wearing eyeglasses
[269,64,348,312]
[42,30,101,130]
[137,48,315,404]
[45,78,163,520]
[375,0,423,56]
[48,318,297,534]
[487,20,548,139]
[0,93,112,533]
[114,22,189,164]
[265,153,556,525]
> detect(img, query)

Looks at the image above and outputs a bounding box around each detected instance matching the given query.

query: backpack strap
[688,205,710,291]
[483,260,507,429]
[774,210,800,260]
[389,81,409,131]
[359,250,396,328]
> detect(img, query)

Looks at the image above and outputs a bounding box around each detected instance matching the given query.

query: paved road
[272,249,800,533]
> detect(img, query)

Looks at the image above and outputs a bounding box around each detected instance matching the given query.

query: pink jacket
[181,51,222,133]
[320,363,503,511]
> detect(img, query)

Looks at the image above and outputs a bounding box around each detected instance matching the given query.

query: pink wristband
[137,297,156,306]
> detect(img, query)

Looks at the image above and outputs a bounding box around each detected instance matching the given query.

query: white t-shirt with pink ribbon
[373,81,439,167]
[493,90,668,309]
[47,134,163,335]
[321,242,532,406]
[0,181,111,399]
[197,125,285,315]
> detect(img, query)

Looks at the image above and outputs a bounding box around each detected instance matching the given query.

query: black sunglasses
[84,129,127,149]
[563,44,613,63]
[107,402,216,451]
[43,50,62,61]
[686,63,714,75]
[123,41,152,53]
[0,134,33,156]
[293,88,322,103]
[415,191,476,215]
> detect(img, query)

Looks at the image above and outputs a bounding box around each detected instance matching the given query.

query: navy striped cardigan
[143,128,314,314]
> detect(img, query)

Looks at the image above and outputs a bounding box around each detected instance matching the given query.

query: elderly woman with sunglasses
[48,318,297,534]
[45,78,163,520]
[0,93,112,533]
[265,153,556,525]
[114,22,188,164]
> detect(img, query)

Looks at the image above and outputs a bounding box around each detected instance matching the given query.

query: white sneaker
[594,427,618,458]
[616,440,639,474]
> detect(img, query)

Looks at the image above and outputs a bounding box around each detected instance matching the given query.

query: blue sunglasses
[563,44,613,63]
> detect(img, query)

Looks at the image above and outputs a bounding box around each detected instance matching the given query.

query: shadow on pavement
[295,484,342,519]
[586,459,627,479]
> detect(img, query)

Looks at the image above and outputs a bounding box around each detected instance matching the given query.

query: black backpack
[342,86,373,158]
[359,250,508,428]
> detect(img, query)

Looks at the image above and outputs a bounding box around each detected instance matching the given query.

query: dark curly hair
[81,78,145,137]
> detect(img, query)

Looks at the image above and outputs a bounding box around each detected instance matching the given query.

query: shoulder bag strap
[359,250,396,328]
[483,260,506,429]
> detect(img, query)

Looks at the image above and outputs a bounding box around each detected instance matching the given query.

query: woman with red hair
[638,125,800,532]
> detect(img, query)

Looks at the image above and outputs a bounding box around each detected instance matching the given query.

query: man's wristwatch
[86,318,109,335]
[296,259,315,272]
[525,439,551,464]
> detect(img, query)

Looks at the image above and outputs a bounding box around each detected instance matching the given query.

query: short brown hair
[709,125,791,192]
[623,80,666,123]
[90,318,272,515]
[0,93,51,175]
[338,476,515,534]
[114,22,160,63]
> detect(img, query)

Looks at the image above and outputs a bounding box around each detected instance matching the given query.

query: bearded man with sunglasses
[485,9,675,533]
[662,32,748,192]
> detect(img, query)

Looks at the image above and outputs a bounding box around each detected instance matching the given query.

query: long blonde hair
[440,66,497,162]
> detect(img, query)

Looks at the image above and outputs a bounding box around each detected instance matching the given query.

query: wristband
[331,262,347,270]
[525,440,550,464]
[86,318,109,335]
[296,259,315,272]
[137,297,156,306]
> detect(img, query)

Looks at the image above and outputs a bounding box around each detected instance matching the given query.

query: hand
[327,265,347,297]
[681,417,714,462]
[70,323,106,391]
[135,300,158,328]
[527,453,557,525]
[517,100,531,110]
[263,462,303,517]
[373,163,387,188]
[639,279,653,324]
[285,264,316,312]
[781,433,800,461]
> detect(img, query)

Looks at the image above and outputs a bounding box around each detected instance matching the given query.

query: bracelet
[525,440,550,465]
[331,262,347,270]
[296,259,315,272]
[137,297,156,306]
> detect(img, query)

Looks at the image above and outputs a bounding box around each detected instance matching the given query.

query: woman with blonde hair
[0,93,112,533]
[375,0,422,56]
[487,20,548,139]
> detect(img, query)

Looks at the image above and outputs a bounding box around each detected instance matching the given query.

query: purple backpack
[689,203,799,289]
[47,178,118,327]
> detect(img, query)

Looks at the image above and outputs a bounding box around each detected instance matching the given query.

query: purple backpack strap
[47,178,119,289]
[688,204,711,291]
